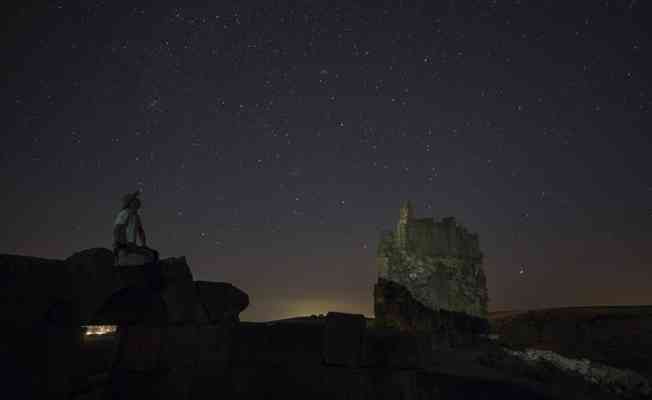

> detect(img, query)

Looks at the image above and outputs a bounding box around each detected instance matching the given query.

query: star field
[3,1,651,321]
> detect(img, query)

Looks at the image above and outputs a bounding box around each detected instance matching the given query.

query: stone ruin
[375,201,489,321]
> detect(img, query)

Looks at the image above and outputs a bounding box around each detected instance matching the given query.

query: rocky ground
[241,316,650,399]
[488,306,652,399]
[490,306,652,377]
[3,249,650,399]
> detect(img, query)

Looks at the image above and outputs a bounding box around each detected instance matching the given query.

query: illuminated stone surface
[377,202,489,318]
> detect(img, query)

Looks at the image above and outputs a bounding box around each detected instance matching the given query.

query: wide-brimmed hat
[121,191,140,209]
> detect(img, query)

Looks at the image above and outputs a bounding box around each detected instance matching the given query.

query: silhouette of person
[113,191,159,266]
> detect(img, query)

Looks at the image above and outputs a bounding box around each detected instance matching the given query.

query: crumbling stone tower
[396,201,414,250]
[376,202,489,317]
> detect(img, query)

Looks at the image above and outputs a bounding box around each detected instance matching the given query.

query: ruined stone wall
[395,207,482,260]
[408,219,434,257]
[378,206,488,318]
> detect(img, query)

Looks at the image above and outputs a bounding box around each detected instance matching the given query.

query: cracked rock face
[376,203,489,318]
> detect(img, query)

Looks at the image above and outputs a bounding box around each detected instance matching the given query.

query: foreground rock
[491,306,652,378]
[227,313,554,399]
[2,247,649,399]
[0,249,248,400]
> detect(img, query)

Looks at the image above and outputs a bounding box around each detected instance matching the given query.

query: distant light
[84,325,117,336]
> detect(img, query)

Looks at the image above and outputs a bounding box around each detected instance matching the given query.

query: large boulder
[65,248,121,324]
[0,253,90,400]
[375,278,488,347]
[195,281,249,323]
[0,254,67,327]
[323,312,366,367]
[156,257,205,324]
[361,328,432,369]
[86,254,203,325]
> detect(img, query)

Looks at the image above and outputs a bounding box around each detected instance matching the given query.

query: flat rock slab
[361,329,433,369]
[232,322,324,366]
[323,312,366,367]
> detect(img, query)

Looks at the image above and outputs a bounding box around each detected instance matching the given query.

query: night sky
[3,1,651,321]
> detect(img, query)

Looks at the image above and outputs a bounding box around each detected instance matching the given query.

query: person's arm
[136,214,147,247]
[113,210,128,248]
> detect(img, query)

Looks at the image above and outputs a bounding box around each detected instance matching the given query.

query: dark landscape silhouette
[2,203,650,399]
[3,1,651,398]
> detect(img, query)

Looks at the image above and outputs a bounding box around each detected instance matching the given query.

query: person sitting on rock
[113,191,159,266]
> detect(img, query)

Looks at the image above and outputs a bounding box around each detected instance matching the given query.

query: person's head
[128,197,141,211]
[122,191,141,211]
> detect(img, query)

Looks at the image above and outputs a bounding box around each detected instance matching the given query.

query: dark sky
[3,1,651,321]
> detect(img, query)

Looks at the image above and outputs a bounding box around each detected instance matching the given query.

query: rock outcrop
[0,248,248,400]
[376,202,488,318]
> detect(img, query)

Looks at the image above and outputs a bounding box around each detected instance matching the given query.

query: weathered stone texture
[377,202,489,318]
[374,278,489,347]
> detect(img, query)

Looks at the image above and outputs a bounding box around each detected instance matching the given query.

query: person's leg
[117,250,148,266]
[151,248,159,262]
[138,247,163,290]
[136,246,158,264]
[116,244,159,267]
